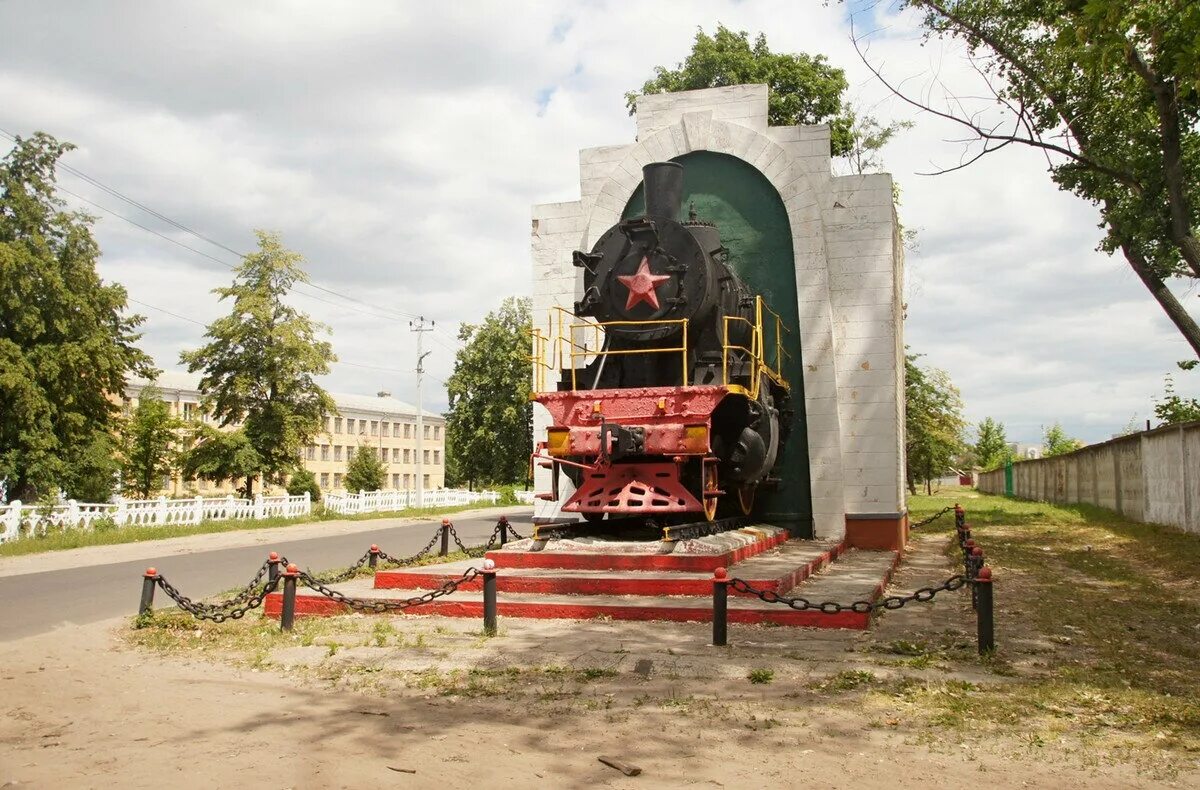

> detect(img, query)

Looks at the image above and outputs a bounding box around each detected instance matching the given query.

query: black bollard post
[482,561,498,636]
[268,551,282,584]
[281,564,299,632]
[955,503,965,530]
[975,566,995,654]
[969,547,983,611]
[369,544,381,570]
[139,568,158,616]
[440,518,450,557]
[498,516,509,547]
[963,539,976,574]
[712,567,729,647]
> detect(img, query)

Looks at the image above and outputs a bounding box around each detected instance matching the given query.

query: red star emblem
[616,256,671,311]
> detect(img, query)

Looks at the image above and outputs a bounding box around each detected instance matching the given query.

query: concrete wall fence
[977,420,1200,535]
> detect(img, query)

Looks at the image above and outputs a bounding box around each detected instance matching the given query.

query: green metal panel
[1004,460,1014,497]
[623,151,813,535]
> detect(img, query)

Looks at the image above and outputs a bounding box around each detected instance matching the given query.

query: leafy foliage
[845,112,914,175]
[180,231,336,495]
[445,297,532,487]
[344,442,385,493]
[120,384,180,498]
[974,417,1012,471]
[627,24,855,156]
[1043,423,1083,457]
[286,467,321,502]
[905,353,966,494]
[180,425,261,497]
[895,0,1200,355]
[0,132,154,502]
[1153,373,1200,426]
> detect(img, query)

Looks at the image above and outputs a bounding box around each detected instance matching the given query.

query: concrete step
[484,524,789,572]
[374,539,843,596]
[263,546,899,630]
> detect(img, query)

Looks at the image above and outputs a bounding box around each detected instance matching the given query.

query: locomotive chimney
[642,162,684,220]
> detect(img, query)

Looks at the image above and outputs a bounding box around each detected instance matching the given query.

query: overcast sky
[2,0,1196,444]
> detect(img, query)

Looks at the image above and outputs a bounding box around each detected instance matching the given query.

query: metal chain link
[448,524,471,554]
[155,574,280,622]
[297,567,480,613]
[910,506,953,529]
[375,526,443,566]
[308,550,374,584]
[728,574,968,614]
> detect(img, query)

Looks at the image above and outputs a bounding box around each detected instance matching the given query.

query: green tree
[446,297,532,488]
[345,442,385,493]
[1153,367,1200,426]
[180,425,261,497]
[1043,423,1083,457]
[0,132,154,502]
[285,467,321,502]
[120,384,179,498]
[973,417,1011,471]
[861,1,1200,356]
[627,24,856,156]
[905,353,967,494]
[180,231,336,496]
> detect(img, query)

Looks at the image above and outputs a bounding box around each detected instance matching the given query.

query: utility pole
[410,316,434,507]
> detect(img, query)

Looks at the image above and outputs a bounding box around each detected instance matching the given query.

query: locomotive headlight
[682,424,709,453]
[546,428,571,456]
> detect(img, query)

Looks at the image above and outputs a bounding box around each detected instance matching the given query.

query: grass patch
[0,499,508,558]
[897,491,1200,751]
[748,668,775,684]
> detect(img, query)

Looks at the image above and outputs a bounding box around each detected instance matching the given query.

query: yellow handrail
[721,295,790,399]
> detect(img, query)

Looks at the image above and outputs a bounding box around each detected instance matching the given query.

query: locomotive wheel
[583,511,606,525]
[702,465,718,522]
[736,484,755,516]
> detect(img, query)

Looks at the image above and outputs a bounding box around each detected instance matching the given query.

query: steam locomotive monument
[530,84,907,552]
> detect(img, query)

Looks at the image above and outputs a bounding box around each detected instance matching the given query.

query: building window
[403,473,411,489]
[347,446,356,461]
[335,417,343,434]
[434,450,441,465]
[423,474,430,488]
[392,448,400,462]
[404,423,411,439]
[325,417,332,433]
[424,425,431,440]
[370,420,378,436]
[423,449,430,464]
[379,447,387,462]
[434,425,441,440]
[392,423,400,437]
[403,449,411,463]
[320,472,329,488]
[381,422,389,437]
[346,418,355,434]
[334,445,343,462]
[305,445,315,461]
[320,445,330,461]
[392,473,399,489]
[183,402,197,421]
[334,472,343,489]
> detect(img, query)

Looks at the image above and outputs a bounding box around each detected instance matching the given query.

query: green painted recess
[623,151,813,536]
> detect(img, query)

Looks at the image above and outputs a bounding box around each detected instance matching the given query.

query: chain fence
[136,515,523,627]
[909,506,954,529]
[712,503,995,653]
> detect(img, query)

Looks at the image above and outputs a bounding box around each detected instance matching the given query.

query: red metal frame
[534,385,735,518]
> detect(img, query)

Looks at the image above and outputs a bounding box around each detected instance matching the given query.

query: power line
[0,127,451,329]
[128,297,446,378]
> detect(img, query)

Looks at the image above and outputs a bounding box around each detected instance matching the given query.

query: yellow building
[124,371,446,496]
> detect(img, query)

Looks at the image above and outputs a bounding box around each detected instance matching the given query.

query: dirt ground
[1,498,1198,789]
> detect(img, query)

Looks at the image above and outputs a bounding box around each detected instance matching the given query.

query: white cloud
[1,0,1195,443]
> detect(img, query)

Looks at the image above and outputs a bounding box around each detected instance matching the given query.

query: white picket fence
[324,488,502,515]
[0,493,312,544]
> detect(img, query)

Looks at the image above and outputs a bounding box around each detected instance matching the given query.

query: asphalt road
[0,509,534,641]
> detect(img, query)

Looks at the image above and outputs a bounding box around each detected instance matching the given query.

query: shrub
[748,668,775,684]
[286,468,321,502]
